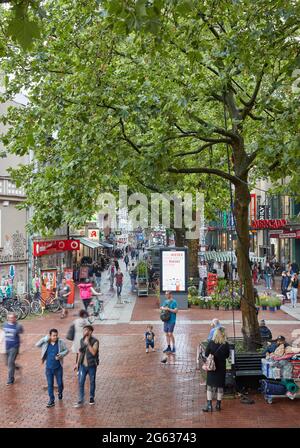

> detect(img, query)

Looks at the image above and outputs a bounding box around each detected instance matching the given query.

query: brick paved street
[1,269,300,428]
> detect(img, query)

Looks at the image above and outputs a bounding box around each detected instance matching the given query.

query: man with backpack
[74,325,99,407]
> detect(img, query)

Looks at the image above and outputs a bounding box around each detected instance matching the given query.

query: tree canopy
[0,0,299,233]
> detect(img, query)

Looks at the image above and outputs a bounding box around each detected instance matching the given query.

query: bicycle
[0,306,8,323]
[31,289,61,315]
[87,297,105,323]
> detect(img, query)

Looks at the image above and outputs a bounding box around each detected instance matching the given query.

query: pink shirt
[78,283,93,300]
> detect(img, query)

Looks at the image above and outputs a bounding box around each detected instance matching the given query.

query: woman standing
[71,310,89,366]
[202,327,230,412]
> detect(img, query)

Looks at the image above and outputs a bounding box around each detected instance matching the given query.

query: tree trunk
[185,238,199,280]
[174,227,185,247]
[234,178,261,350]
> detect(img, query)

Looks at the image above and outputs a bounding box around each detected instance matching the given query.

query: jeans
[146,340,154,349]
[116,284,122,297]
[265,274,272,289]
[130,278,136,292]
[46,366,64,402]
[110,276,114,288]
[291,287,298,307]
[95,276,101,289]
[6,347,19,383]
[78,365,97,403]
[82,299,91,311]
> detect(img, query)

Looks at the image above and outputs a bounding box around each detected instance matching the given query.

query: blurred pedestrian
[3,312,23,385]
[115,268,124,302]
[57,277,71,319]
[78,279,102,311]
[71,310,89,366]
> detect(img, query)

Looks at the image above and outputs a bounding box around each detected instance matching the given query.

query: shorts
[163,322,176,333]
[59,298,67,309]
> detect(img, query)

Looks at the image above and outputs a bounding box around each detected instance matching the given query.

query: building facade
[0,98,29,293]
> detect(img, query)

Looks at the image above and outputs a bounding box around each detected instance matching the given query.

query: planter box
[269,306,276,312]
[262,305,267,310]
[276,305,281,310]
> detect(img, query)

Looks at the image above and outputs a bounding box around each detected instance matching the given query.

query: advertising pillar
[159,247,188,309]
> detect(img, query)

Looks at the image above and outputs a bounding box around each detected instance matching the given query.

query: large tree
[1,0,300,348]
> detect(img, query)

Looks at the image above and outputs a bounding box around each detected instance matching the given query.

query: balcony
[0,176,26,199]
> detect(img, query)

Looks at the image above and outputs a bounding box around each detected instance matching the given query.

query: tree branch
[241,65,267,119]
[168,166,241,185]
[119,119,141,154]
[174,141,228,158]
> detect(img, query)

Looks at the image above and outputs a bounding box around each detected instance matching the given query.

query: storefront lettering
[251,219,287,229]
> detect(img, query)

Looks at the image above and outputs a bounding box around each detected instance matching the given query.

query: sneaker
[6,381,14,386]
[58,393,63,400]
[163,347,171,353]
[171,347,176,353]
[73,402,83,408]
[146,349,149,353]
[46,401,55,408]
[89,398,95,405]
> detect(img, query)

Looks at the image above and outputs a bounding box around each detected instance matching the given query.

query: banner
[33,239,80,256]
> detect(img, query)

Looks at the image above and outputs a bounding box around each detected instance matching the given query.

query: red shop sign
[251,219,287,229]
[33,239,80,256]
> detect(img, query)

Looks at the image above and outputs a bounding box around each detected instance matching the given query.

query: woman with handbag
[202,327,230,413]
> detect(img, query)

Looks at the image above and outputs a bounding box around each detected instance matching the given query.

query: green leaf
[7,17,40,50]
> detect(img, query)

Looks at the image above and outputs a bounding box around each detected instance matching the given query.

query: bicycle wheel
[0,306,7,323]
[10,306,22,320]
[49,298,61,313]
[87,303,95,323]
[18,300,30,319]
[31,300,43,315]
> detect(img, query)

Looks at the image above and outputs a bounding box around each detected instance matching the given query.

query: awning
[78,237,102,250]
[198,250,266,264]
[100,241,114,248]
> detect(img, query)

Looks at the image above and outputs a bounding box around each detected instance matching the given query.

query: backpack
[66,324,75,341]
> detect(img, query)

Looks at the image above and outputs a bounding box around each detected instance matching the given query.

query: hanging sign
[33,240,80,256]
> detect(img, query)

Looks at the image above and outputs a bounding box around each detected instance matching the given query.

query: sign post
[159,247,188,309]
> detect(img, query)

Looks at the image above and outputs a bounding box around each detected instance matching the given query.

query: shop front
[32,239,80,307]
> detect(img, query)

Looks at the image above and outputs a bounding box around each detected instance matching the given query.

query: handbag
[160,310,171,322]
[66,323,75,341]
[202,344,222,371]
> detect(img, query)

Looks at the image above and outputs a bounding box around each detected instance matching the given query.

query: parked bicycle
[87,297,104,323]
[0,305,8,323]
[31,289,61,315]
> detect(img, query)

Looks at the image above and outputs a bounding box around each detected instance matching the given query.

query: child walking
[144,325,155,353]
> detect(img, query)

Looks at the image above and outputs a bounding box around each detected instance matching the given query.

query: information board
[161,249,187,292]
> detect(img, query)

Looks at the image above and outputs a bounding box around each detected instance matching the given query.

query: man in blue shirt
[160,291,178,353]
[207,318,221,341]
[3,312,23,385]
[36,328,69,408]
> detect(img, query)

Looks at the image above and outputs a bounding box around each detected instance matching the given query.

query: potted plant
[274,297,282,310]
[260,296,268,310]
[224,298,231,310]
[268,298,276,312]
[212,299,220,310]
[199,298,205,309]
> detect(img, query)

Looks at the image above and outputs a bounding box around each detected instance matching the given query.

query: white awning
[78,237,102,250]
[198,251,266,264]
